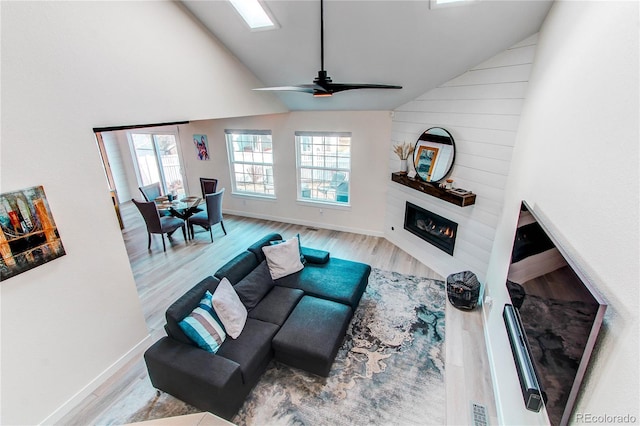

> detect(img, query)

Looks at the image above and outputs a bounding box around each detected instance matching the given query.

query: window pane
[296,133,351,205]
[154,134,184,198]
[226,131,275,197]
[131,134,160,186]
[325,154,337,169]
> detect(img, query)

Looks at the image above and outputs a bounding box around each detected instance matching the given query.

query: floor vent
[471,402,489,426]
[306,227,319,231]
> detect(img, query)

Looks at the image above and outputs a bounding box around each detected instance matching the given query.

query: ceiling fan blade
[254,84,333,97]
[326,83,403,94]
[253,85,318,94]
[253,0,403,97]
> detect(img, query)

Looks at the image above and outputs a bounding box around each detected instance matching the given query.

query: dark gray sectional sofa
[144,233,371,420]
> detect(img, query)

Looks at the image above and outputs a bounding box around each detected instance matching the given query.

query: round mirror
[412,127,455,182]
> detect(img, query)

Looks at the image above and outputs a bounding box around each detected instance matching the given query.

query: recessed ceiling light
[229,0,278,30]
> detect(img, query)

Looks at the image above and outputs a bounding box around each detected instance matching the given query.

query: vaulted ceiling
[180,0,553,111]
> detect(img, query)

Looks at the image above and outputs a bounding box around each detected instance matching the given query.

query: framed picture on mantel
[415,145,439,181]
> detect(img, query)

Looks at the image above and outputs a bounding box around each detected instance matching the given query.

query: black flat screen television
[505,201,607,426]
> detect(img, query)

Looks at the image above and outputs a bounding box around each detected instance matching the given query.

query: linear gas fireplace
[404,202,458,255]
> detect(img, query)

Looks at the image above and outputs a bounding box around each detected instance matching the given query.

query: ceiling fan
[254,0,402,97]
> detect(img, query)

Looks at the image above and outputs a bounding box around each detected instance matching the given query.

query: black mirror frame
[412,127,456,183]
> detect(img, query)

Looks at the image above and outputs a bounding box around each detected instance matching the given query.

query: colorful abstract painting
[0,186,66,281]
[193,134,210,160]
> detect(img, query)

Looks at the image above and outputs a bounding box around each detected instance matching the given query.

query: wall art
[193,134,210,160]
[0,186,66,281]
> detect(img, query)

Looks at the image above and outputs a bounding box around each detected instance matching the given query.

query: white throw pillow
[212,277,247,339]
[262,237,305,280]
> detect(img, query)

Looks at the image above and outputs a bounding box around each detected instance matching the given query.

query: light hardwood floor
[59,202,497,425]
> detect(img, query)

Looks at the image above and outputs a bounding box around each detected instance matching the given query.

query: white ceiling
[180,0,553,111]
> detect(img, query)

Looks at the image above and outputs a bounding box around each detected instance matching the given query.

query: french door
[129,131,187,198]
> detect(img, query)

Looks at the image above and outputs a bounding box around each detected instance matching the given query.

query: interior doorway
[93,120,190,229]
[95,131,124,229]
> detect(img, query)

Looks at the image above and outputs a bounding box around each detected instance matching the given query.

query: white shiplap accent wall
[102,132,132,203]
[385,34,538,281]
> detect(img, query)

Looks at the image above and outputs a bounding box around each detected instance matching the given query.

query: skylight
[430,0,476,8]
[229,0,277,30]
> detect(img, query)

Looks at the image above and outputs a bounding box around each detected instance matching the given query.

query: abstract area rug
[120,269,446,426]
[233,268,446,426]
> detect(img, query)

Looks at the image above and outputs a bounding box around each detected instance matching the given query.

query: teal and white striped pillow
[179,290,226,353]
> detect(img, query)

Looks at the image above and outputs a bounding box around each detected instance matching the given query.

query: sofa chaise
[143,233,371,420]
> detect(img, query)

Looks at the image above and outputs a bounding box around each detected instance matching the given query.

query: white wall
[180,111,392,236]
[385,34,538,281]
[0,1,286,424]
[484,1,639,424]
[105,111,391,236]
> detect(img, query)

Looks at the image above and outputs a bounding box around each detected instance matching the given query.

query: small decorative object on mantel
[392,141,414,174]
[445,179,454,190]
[449,188,472,196]
[439,179,454,190]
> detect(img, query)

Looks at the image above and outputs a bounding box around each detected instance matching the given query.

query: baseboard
[39,334,153,425]
[223,209,385,238]
[481,299,504,425]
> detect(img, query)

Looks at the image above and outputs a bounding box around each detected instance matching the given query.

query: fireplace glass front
[404,202,458,255]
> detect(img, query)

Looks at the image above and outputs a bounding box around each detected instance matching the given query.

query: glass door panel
[131,134,161,186]
[155,134,185,198]
[130,132,186,199]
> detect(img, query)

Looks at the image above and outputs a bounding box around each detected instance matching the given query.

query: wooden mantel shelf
[391,172,476,207]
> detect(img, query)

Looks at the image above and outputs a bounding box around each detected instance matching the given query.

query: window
[228,0,278,30]
[296,131,351,205]
[129,131,186,198]
[430,0,476,8]
[225,130,275,197]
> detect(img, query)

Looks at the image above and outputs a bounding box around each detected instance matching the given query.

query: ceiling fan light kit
[254,0,402,97]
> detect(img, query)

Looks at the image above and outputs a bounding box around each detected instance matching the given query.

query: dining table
[155,196,203,238]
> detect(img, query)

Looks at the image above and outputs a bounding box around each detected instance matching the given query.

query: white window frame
[228,0,280,31]
[225,129,276,199]
[127,129,188,197]
[295,131,351,207]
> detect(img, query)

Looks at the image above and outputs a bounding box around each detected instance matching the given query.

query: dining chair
[199,177,218,199]
[139,182,162,202]
[187,188,227,242]
[132,198,187,252]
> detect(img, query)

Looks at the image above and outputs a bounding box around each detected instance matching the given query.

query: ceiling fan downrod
[313,0,332,96]
[320,0,325,73]
[253,0,402,97]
